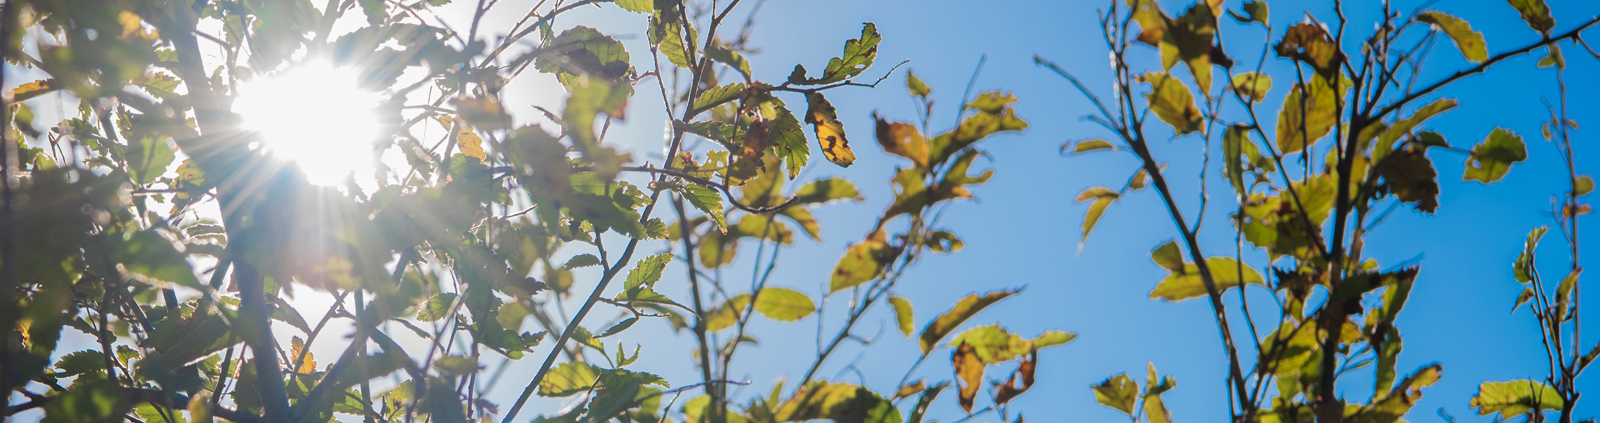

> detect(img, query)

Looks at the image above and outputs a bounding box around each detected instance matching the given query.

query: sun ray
[235,61,384,187]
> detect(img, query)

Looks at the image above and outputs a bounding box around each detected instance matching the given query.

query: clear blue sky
[479,0,1600,421]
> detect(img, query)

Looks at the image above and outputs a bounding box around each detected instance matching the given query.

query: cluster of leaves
[1045,0,1596,422]
[0,0,1069,422]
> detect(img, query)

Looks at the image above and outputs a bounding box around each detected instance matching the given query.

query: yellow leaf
[805,92,855,167]
[1138,72,1201,135]
[952,342,983,413]
[117,11,158,41]
[290,337,316,374]
[10,79,58,103]
[458,130,486,161]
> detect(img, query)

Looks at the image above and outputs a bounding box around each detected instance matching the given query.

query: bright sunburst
[234,61,383,187]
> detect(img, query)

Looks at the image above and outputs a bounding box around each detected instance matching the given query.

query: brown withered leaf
[953,342,984,413]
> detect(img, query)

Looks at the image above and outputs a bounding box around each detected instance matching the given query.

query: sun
[234,61,384,187]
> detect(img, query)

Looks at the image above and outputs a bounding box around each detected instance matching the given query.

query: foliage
[0,0,1063,422]
[1043,0,1597,422]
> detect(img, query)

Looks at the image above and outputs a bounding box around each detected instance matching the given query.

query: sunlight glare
[235,61,383,187]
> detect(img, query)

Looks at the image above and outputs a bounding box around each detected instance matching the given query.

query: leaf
[806,92,855,167]
[793,177,863,205]
[456,130,486,161]
[1417,12,1487,63]
[889,295,914,336]
[1515,227,1547,283]
[1149,257,1265,301]
[829,236,889,293]
[918,289,1020,353]
[1127,0,1170,46]
[55,350,107,377]
[536,26,630,80]
[1470,380,1564,419]
[563,254,601,269]
[1229,72,1272,102]
[127,135,175,184]
[949,325,1035,364]
[875,118,930,167]
[706,45,752,80]
[1373,98,1459,163]
[1139,72,1202,134]
[1077,186,1120,246]
[1151,240,1185,272]
[906,70,932,98]
[1092,374,1139,416]
[773,381,901,423]
[952,343,984,413]
[108,229,200,288]
[1144,393,1174,423]
[42,380,142,423]
[598,317,638,338]
[680,182,728,233]
[433,356,479,377]
[705,294,751,332]
[1538,44,1566,69]
[625,253,672,292]
[1071,139,1117,154]
[416,293,457,321]
[1576,175,1594,196]
[787,23,882,85]
[539,362,602,397]
[1463,127,1527,183]
[693,83,745,112]
[1375,147,1441,213]
[11,79,59,103]
[1229,1,1269,25]
[1276,73,1346,154]
[1506,0,1555,33]
[1275,23,1343,76]
[1032,330,1078,348]
[754,287,815,321]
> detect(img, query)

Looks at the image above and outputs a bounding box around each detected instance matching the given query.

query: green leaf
[1229,72,1272,102]
[692,83,745,111]
[793,177,863,204]
[918,289,1020,353]
[1372,98,1458,163]
[889,295,914,336]
[1077,187,1120,247]
[1230,1,1269,25]
[416,293,457,321]
[949,324,1034,364]
[754,287,815,321]
[563,254,601,269]
[108,229,200,288]
[829,238,889,293]
[625,253,673,292]
[1463,127,1527,183]
[706,45,752,80]
[1276,73,1347,154]
[1149,257,1265,301]
[787,23,882,85]
[535,26,630,80]
[1506,0,1555,33]
[1093,374,1139,416]
[906,70,932,98]
[773,381,901,423]
[1139,72,1201,135]
[599,317,639,338]
[1417,12,1487,63]
[706,294,751,332]
[433,356,479,377]
[127,134,174,185]
[1576,175,1594,196]
[539,362,602,397]
[42,381,142,423]
[615,0,651,13]
[55,350,107,377]
[1471,380,1564,419]
[680,182,728,233]
[1515,227,1547,283]
[1033,330,1078,349]
[1071,139,1117,154]
[1538,44,1566,69]
[1151,240,1184,272]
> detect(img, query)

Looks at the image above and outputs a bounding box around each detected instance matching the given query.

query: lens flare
[234,61,383,187]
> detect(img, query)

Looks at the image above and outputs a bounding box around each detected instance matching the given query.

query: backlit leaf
[1149,257,1265,301]
[1229,72,1272,102]
[1276,73,1347,153]
[829,235,889,293]
[876,118,930,167]
[539,362,602,397]
[952,343,983,413]
[918,289,1020,353]
[806,92,855,167]
[889,295,914,336]
[787,23,882,85]
[1506,0,1555,33]
[1092,374,1139,416]
[1418,12,1487,63]
[754,287,815,321]
[1275,23,1343,76]
[773,381,900,423]
[11,79,59,103]
[906,70,932,98]
[1463,127,1527,183]
[1071,139,1116,155]
[1139,72,1201,134]
[1151,240,1184,272]
[1077,187,1120,246]
[1470,380,1563,419]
